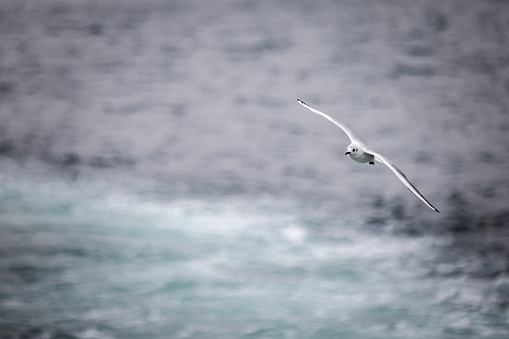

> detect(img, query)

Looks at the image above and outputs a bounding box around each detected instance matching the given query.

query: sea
[1,0,509,338]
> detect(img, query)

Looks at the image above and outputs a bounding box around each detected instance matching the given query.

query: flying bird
[297,99,439,213]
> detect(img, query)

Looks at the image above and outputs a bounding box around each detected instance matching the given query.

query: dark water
[1,0,509,338]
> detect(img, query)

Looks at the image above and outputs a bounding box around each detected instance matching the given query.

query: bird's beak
[345,151,350,155]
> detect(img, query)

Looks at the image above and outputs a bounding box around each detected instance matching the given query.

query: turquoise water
[1,170,508,338]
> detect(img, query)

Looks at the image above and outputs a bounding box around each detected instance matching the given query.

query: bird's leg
[369,162,375,165]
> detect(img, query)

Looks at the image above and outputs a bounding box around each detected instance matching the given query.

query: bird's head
[345,144,358,156]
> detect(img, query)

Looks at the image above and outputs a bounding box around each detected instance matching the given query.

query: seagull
[297,99,439,213]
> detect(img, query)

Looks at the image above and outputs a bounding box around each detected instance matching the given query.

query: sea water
[1,0,509,338]
[1,168,508,339]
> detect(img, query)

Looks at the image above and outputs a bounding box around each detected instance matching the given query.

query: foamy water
[1,172,508,338]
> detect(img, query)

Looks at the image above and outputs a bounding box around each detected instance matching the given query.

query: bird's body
[297,99,439,213]
[346,144,375,164]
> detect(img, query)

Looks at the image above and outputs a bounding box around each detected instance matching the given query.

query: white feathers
[297,99,439,213]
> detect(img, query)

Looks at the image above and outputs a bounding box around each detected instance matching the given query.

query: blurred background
[1,0,509,338]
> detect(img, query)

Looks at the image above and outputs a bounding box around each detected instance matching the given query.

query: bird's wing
[366,149,440,213]
[297,99,362,143]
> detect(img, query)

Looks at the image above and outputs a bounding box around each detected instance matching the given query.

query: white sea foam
[0,176,506,338]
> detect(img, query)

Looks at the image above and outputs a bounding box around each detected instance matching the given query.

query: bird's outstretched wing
[366,149,440,213]
[297,99,362,143]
